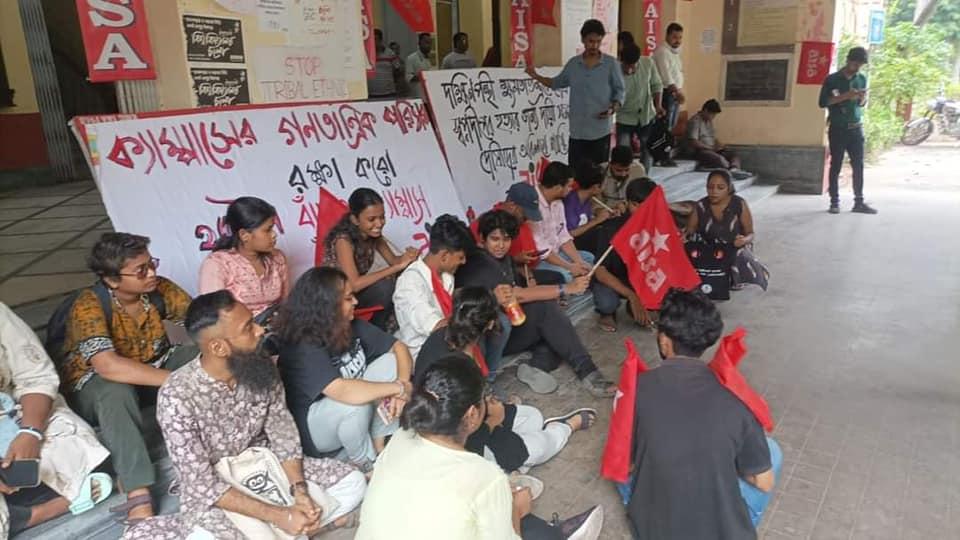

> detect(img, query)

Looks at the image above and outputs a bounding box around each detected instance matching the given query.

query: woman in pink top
[198,197,289,320]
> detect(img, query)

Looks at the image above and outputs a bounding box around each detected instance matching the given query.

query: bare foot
[27,497,70,527]
[598,315,617,333]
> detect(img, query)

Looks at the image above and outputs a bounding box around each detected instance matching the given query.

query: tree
[888,0,960,81]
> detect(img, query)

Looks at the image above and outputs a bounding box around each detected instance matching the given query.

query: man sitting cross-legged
[531,161,597,283]
[685,99,751,180]
[624,289,781,539]
[123,291,366,539]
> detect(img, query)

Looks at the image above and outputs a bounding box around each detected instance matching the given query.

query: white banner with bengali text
[421,67,568,218]
[81,99,465,295]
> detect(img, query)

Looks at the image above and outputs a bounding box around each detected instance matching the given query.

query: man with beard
[123,291,366,539]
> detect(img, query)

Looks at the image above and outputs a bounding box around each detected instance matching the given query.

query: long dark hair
[706,169,735,194]
[445,287,498,351]
[213,197,277,251]
[275,267,353,356]
[323,188,385,250]
[400,356,485,437]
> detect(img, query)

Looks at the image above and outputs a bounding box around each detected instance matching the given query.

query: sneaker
[731,169,752,180]
[551,505,604,540]
[852,202,878,214]
[517,363,559,394]
[828,206,840,214]
[581,371,616,398]
[509,473,544,500]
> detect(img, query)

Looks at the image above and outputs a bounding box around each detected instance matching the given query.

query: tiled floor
[2,142,959,539]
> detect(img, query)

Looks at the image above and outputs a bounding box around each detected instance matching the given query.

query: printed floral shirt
[198,249,289,316]
[60,277,191,391]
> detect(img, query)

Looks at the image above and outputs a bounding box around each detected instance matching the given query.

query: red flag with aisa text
[611,186,700,309]
[314,188,349,266]
[600,339,649,483]
[708,327,774,432]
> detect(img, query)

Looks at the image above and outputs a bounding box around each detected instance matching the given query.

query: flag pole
[587,244,615,279]
[591,197,615,213]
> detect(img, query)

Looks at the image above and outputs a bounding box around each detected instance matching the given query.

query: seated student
[588,178,658,333]
[393,215,474,358]
[59,233,195,523]
[0,303,111,538]
[275,267,414,472]
[686,99,751,180]
[532,162,596,283]
[623,289,781,538]
[685,170,769,291]
[321,188,419,331]
[457,210,615,398]
[564,161,613,252]
[416,287,597,474]
[198,196,289,323]
[123,291,365,539]
[600,145,647,210]
[356,358,604,540]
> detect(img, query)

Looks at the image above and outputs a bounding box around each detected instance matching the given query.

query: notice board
[722,56,792,105]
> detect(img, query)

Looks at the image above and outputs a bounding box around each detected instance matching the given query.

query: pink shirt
[531,186,574,259]
[198,249,289,315]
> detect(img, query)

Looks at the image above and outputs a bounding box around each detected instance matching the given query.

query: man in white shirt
[393,215,474,358]
[405,32,434,99]
[531,161,595,284]
[653,22,685,166]
[441,32,477,69]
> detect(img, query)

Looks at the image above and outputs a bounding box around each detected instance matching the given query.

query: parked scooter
[901,93,960,145]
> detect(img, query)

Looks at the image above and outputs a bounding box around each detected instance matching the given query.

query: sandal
[543,408,597,431]
[109,493,153,525]
[69,473,114,515]
[598,315,617,333]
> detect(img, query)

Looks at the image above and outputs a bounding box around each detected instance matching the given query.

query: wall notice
[190,68,251,107]
[561,0,592,60]
[79,99,465,294]
[421,67,568,216]
[737,0,799,48]
[253,46,350,103]
[183,15,245,63]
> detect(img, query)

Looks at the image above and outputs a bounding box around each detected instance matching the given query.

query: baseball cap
[505,183,543,222]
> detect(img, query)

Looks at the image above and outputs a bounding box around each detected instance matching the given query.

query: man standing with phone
[819,46,877,214]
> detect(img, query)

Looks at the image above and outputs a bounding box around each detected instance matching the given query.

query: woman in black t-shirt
[274,267,414,471]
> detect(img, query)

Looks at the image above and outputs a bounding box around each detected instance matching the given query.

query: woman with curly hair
[275,267,414,471]
[416,288,596,474]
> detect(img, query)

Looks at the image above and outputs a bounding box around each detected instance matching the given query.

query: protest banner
[77,99,465,295]
[421,67,568,217]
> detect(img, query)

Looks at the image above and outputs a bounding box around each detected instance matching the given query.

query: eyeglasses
[118,257,160,279]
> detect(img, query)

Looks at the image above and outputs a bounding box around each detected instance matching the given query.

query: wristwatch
[289,481,308,496]
[558,284,567,301]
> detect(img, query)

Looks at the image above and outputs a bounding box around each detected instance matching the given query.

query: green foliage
[947,81,960,99]
[862,106,901,158]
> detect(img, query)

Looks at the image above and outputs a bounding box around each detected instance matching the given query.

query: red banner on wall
[361,0,376,76]
[511,0,534,68]
[388,0,435,33]
[531,0,557,26]
[642,0,662,56]
[797,41,834,85]
[76,0,155,82]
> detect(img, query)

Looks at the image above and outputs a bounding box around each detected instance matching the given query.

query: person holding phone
[0,303,111,537]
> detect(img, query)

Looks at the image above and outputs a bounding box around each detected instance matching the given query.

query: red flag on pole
[531,0,557,26]
[387,0,435,33]
[600,339,649,483]
[708,327,774,432]
[611,186,700,309]
[314,188,349,266]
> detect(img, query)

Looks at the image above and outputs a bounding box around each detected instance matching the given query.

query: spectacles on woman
[118,257,160,279]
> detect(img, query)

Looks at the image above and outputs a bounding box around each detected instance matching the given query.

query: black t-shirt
[278,319,396,456]
[414,329,471,387]
[589,215,630,284]
[455,250,520,291]
[627,357,771,540]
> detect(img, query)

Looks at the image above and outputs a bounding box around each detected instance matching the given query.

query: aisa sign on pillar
[76,0,156,82]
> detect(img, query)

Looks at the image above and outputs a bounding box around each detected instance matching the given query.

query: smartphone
[0,459,40,488]
[376,399,393,425]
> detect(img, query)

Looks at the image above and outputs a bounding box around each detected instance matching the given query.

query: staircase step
[647,160,697,183]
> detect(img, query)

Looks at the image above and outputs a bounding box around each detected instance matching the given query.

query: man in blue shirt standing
[818,46,877,214]
[527,19,625,168]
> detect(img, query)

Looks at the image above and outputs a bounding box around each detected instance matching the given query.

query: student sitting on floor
[456,210,615,398]
[415,287,597,474]
[600,145,647,210]
[275,267,414,472]
[564,161,613,253]
[531,161,596,283]
[357,357,605,540]
[684,170,769,291]
[198,196,289,324]
[321,188,419,332]
[123,291,365,539]
[685,99,751,180]
[0,303,111,538]
[58,233,195,523]
[393,215,474,358]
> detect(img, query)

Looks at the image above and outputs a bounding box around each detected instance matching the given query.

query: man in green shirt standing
[615,42,665,173]
[819,46,877,214]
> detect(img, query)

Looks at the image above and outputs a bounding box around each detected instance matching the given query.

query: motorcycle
[901,95,960,145]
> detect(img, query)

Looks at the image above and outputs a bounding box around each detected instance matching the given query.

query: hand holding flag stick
[587,244,616,279]
[591,196,615,213]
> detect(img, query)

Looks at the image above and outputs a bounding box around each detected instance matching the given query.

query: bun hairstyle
[400,356,485,436]
[446,287,499,351]
[213,197,277,251]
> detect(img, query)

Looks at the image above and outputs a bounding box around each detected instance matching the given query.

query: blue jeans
[482,311,513,377]
[592,281,622,316]
[827,125,865,205]
[617,437,783,528]
[537,250,595,283]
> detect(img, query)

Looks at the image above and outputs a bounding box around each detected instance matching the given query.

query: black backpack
[647,118,675,163]
[44,281,166,368]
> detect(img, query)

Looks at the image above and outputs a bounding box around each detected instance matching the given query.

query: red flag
[708,328,775,432]
[532,0,557,26]
[314,188,349,266]
[600,339,649,483]
[611,186,700,310]
[387,0,435,32]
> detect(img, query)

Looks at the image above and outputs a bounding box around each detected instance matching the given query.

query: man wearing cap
[819,46,877,214]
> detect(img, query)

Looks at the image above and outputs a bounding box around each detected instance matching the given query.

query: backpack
[685,239,736,301]
[44,281,166,368]
[647,118,675,163]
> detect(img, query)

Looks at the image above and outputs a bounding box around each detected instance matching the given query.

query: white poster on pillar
[561,0,593,60]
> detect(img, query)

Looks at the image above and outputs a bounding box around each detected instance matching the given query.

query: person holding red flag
[611,289,781,538]
[393,215,474,358]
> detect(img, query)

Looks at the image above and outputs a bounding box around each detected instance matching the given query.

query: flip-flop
[68,473,114,515]
[543,408,598,431]
[598,318,617,333]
